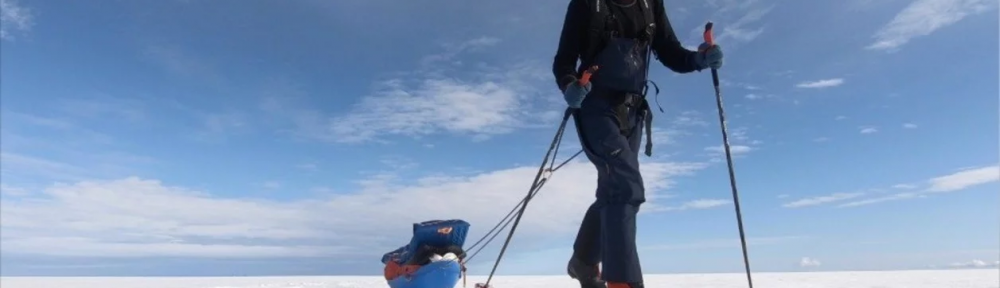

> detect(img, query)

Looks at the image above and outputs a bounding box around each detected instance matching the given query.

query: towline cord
[458,108,580,288]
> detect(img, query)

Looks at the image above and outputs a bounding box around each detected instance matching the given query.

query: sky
[0,0,998,277]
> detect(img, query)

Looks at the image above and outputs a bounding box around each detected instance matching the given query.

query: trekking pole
[703,21,754,288]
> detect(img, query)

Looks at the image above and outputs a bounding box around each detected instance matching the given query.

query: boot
[567,256,605,288]
[607,282,643,288]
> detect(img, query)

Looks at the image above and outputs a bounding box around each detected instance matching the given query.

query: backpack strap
[636,0,655,42]
[582,0,612,64]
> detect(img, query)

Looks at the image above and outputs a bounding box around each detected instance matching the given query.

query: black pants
[571,88,646,284]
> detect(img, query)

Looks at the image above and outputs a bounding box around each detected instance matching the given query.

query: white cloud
[745,94,761,100]
[704,145,753,155]
[903,123,918,129]
[0,0,32,40]
[421,36,501,65]
[796,78,844,89]
[799,257,822,267]
[867,0,997,51]
[672,110,710,127]
[261,37,556,144]
[649,127,678,147]
[783,192,866,208]
[947,259,999,268]
[326,77,534,143]
[697,0,774,44]
[837,192,920,207]
[835,116,847,120]
[832,165,999,207]
[925,165,1000,192]
[717,6,772,42]
[0,160,709,258]
[0,152,96,182]
[860,126,878,134]
[655,199,731,212]
[0,183,29,196]
[644,235,807,251]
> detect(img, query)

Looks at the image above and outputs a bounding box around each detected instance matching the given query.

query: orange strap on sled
[384,261,422,281]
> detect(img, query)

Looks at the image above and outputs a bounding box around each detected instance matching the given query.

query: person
[551,0,723,287]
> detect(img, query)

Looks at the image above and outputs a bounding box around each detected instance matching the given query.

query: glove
[563,78,591,109]
[694,42,724,70]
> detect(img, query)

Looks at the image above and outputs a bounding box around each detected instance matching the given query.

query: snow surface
[2,269,997,288]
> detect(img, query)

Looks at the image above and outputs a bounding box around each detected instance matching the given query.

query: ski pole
[703,21,754,288]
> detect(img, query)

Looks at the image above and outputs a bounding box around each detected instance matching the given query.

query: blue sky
[1,0,998,277]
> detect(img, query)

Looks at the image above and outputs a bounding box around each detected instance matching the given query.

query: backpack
[581,0,657,64]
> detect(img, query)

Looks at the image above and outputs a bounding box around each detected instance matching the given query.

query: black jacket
[552,0,699,92]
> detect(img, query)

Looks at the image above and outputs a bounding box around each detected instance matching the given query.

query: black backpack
[581,0,657,64]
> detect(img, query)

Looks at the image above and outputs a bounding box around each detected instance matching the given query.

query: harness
[583,0,662,157]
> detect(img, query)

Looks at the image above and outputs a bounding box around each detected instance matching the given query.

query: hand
[695,42,724,70]
[563,79,591,109]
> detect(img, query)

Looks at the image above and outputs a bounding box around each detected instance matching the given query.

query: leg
[572,202,602,265]
[573,92,646,285]
[568,203,605,288]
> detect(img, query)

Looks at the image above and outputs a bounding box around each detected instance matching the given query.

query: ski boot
[567,257,605,288]
[607,283,643,288]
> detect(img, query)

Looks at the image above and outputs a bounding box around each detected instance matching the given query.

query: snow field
[1,269,997,288]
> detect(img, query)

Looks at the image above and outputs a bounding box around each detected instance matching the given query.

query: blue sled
[387,260,463,288]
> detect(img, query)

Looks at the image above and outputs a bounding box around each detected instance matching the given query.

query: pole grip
[703,22,715,47]
[578,66,599,86]
[702,22,720,87]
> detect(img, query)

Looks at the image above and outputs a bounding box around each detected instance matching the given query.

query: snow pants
[571,88,648,285]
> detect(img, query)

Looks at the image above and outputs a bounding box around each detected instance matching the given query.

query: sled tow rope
[461,106,581,288]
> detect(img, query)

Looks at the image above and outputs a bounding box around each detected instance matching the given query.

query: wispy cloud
[925,165,1000,192]
[718,6,773,42]
[945,259,999,268]
[903,123,919,129]
[805,165,1000,208]
[838,192,921,207]
[799,257,822,267]
[0,0,33,40]
[262,37,556,144]
[644,235,807,251]
[421,36,501,65]
[783,192,866,208]
[698,0,775,44]
[704,145,753,155]
[0,152,95,183]
[655,199,731,212]
[867,0,997,51]
[796,78,845,89]
[860,126,878,134]
[0,160,708,258]
[671,110,711,127]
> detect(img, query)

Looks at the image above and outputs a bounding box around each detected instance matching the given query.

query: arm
[650,0,699,73]
[552,0,589,92]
